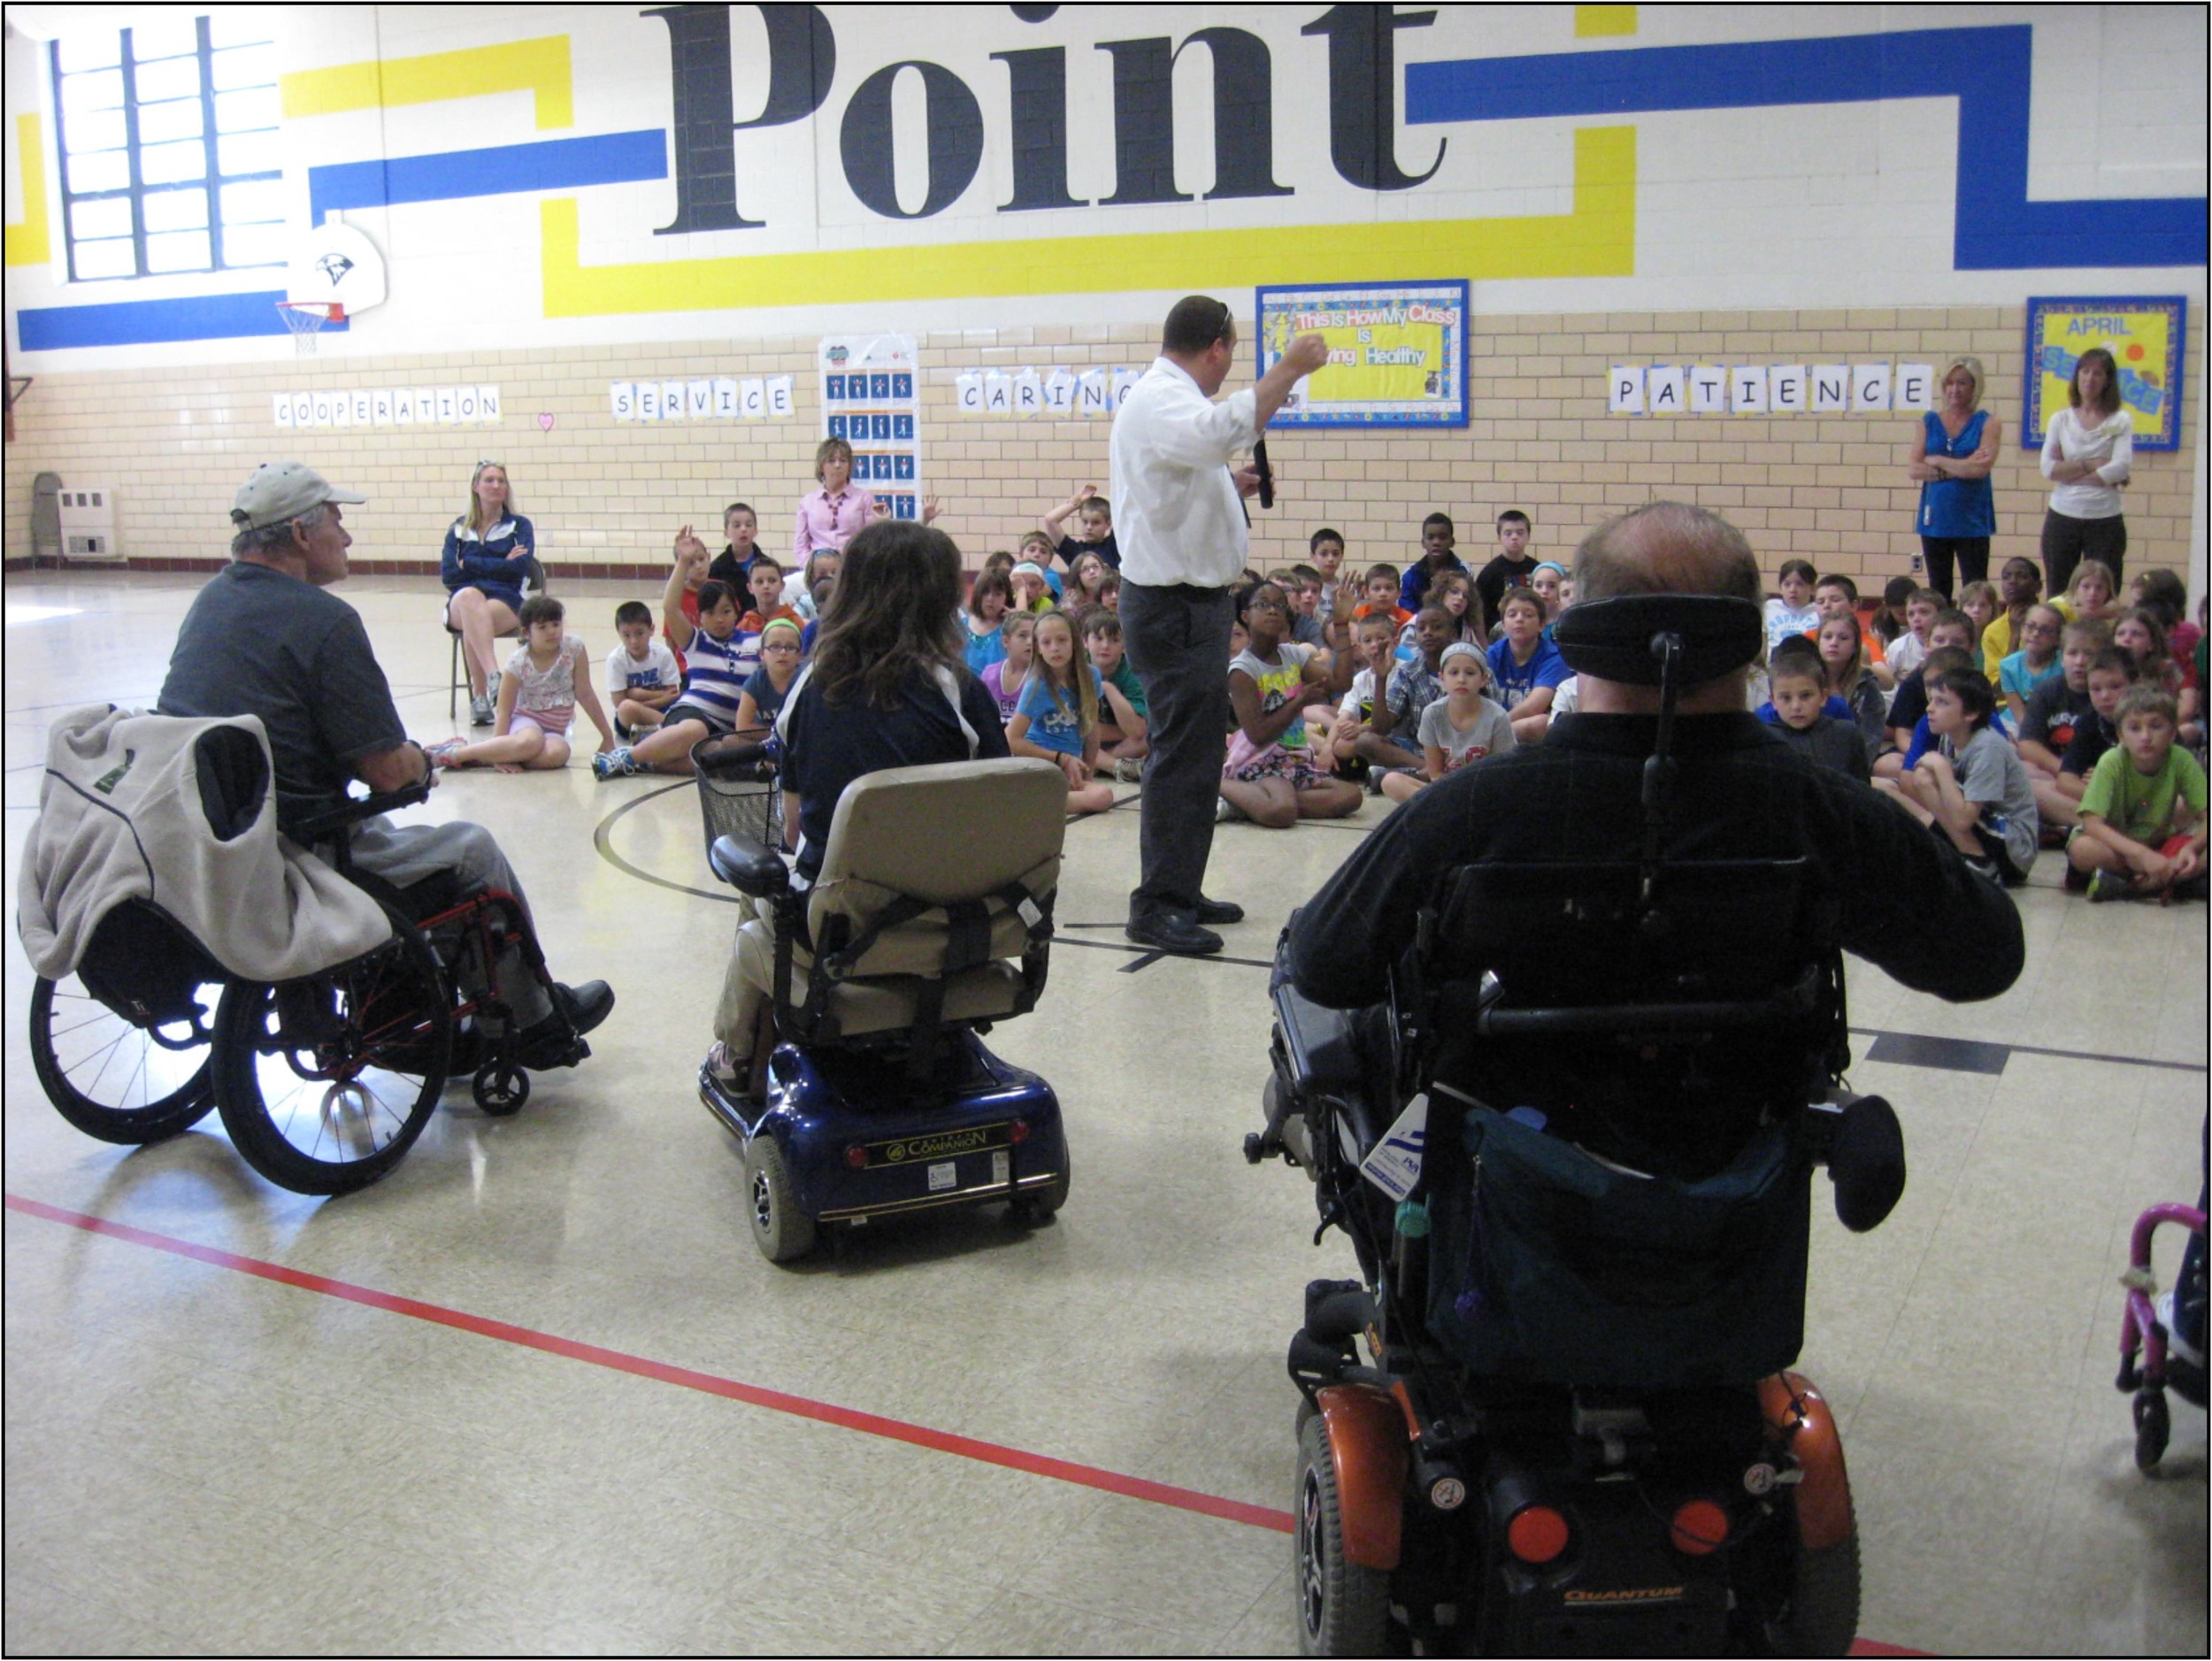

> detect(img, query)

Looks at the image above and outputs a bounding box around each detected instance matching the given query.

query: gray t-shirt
[1947,725,2039,873]
[1416,695,1517,774]
[157,562,406,823]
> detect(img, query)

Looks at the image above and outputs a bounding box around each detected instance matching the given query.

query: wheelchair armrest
[710,834,791,899]
[1807,1095,1906,1234]
[287,781,432,844]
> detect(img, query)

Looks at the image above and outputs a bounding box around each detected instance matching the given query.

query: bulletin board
[2023,296,2186,450]
[820,335,923,519]
[1256,281,1469,427]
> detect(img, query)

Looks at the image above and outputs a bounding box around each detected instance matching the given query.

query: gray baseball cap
[231,461,365,531]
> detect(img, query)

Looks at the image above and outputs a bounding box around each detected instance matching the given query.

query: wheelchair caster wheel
[472,1064,529,1116]
[2133,1388,2170,1472]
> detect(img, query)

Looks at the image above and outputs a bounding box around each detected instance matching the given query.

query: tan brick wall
[5,306,2200,596]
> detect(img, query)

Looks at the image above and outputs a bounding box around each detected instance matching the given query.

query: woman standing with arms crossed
[442,461,541,727]
[2039,346,2132,596]
[1908,356,1999,602]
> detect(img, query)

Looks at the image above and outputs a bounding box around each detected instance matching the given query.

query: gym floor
[4,570,2206,1657]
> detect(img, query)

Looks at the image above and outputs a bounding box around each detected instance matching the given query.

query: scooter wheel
[745,1134,818,1264]
[1294,1409,1391,1657]
[2133,1388,2170,1472]
[472,1063,529,1116]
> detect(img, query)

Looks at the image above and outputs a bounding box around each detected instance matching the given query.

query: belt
[1126,579,1231,600]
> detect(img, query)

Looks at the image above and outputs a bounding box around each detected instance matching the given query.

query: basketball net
[277,300,344,356]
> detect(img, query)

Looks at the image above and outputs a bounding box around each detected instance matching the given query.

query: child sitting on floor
[1764,558,1821,656]
[741,554,802,633]
[1878,609,1982,775]
[2065,684,2208,902]
[731,617,804,736]
[595,550,747,779]
[1877,665,2039,885]
[1764,638,1870,782]
[2053,558,2120,626]
[1218,578,1361,827]
[1356,606,1451,783]
[1995,603,2065,723]
[1811,573,1893,688]
[1957,579,2000,671]
[1356,563,1413,632]
[606,599,680,741]
[1083,608,1148,781]
[2020,620,2111,832]
[964,569,1013,673]
[1884,586,1944,681]
[982,612,1037,722]
[1813,611,1888,767]
[1007,609,1117,815]
[1378,642,1517,803]
[430,595,617,773]
[1486,588,1570,744]
[1979,557,2044,679]
[1326,611,1402,785]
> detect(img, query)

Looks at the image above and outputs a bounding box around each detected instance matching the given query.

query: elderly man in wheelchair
[1251,504,2024,1657]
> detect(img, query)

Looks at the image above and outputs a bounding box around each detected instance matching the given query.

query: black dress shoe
[516,980,615,1068]
[1125,912,1224,956]
[1193,896,1244,926]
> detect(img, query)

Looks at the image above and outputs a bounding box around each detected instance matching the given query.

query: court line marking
[4,1191,1294,1534]
[589,778,741,904]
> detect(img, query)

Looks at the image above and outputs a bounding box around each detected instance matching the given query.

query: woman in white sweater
[2039,347,2132,594]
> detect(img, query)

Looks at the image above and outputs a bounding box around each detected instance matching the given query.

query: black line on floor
[1848,1027,2205,1076]
[1055,936,1275,969]
[590,780,741,905]
[1861,1031,2011,1076]
[1118,950,1164,973]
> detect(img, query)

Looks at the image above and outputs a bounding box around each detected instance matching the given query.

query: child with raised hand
[1219,577,1362,827]
[1764,638,1871,781]
[1979,557,2044,680]
[1329,611,1402,785]
[964,569,1013,673]
[1763,558,1821,655]
[1400,511,1469,611]
[1877,666,2039,885]
[1813,611,1889,765]
[1996,603,2065,722]
[595,545,747,779]
[428,595,616,773]
[1042,484,1119,571]
[981,612,1036,721]
[606,599,680,741]
[731,617,805,737]
[1082,609,1149,781]
[1379,642,1517,804]
[2067,684,2209,902]
[1008,608,1116,814]
[1884,587,1944,681]
[1486,588,1570,744]
[1957,579,2000,670]
[1356,605,1452,782]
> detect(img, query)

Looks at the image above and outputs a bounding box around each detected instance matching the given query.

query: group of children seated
[422,480,2208,905]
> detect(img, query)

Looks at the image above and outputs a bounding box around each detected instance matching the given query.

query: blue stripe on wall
[1404,24,2208,271]
[14,289,349,350]
[309,129,669,224]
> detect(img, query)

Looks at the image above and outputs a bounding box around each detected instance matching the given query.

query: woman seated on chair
[705,518,1009,1092]
[442,461,539,727]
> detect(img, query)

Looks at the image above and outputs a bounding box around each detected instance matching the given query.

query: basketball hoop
[276,300,344,356]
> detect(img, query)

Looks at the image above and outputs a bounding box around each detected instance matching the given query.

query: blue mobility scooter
[699,755,1072,1263]
[1249,596,1910,1656]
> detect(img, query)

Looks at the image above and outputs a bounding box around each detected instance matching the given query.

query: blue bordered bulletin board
[1256,280,1469,428]
[2022,296,2186,451]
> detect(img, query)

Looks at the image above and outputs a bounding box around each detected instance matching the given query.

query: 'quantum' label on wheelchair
[858,1123,1013,1167]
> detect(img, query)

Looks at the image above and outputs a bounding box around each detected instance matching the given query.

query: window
[48,14,284,281]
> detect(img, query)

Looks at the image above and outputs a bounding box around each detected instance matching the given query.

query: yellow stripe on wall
[5,112,52,267]
[543,127,1635,317]
[281,36,573,130]
[1575,6,1639,36]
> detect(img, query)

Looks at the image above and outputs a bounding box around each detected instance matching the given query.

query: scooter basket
[692,737,782,859]
[1425,1106,1811,1388]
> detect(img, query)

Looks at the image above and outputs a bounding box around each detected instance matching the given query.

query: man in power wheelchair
[695,519,1073,1264]
[1251,504,2024,1657]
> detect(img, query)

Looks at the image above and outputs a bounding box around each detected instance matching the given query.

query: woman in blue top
[442,462,540,725]
[1908,355,2001,602]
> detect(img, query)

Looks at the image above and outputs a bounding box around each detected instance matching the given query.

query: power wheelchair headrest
[1553,595,1763,688]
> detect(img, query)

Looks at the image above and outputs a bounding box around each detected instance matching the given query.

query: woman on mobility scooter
[700,519,1072,1262]
[1255,504,2025,1657]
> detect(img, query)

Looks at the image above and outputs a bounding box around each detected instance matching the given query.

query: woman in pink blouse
[791,435,938,565]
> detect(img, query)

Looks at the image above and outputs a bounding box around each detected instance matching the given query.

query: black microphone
[1254,439,1274,510]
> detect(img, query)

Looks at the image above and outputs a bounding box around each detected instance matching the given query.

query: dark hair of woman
[809,518,967,710]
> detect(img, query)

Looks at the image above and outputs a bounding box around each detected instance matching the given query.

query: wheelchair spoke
[31,973,215,1138]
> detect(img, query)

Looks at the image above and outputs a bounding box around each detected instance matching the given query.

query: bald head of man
[1571,502,1763,714]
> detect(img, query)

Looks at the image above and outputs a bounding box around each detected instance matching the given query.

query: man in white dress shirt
[1110,296,1331,954]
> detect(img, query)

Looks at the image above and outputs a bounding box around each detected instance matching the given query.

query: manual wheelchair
[28,735,590,1197]
[699,753,1071,1264]
[1248,596,1910,1657]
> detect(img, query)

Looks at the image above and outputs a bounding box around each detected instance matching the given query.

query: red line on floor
[4,1191,1292,1536]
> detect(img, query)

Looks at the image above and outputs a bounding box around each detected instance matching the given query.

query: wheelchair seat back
[776,757,1067,1043]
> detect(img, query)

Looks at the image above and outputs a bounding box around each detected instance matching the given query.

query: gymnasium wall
[4,4,2207,590]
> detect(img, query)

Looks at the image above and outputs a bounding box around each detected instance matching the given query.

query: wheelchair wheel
[1294,1409,1391,1657]
[28,973,218,1145]
[472,1062,529,1116]
[213,928,453,1196]
[2134,1389,2171,1472]
[744,1134,817,1263]
[1770,1523,1861,1657]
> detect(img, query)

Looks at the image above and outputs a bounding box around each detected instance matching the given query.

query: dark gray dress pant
[1118,579,1235,920]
